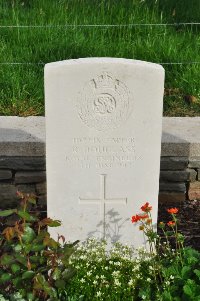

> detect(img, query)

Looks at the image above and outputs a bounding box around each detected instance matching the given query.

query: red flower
[141,202,152,212]
[139,214,148,220]
[167,208,179,214]
[131,214,148,223]
[131,215,141,223]
[167,221,176,227]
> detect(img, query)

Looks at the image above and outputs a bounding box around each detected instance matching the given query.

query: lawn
[0,0,200,116]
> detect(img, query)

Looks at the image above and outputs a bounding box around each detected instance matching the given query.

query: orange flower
[146,218,152,225]
[141,202,152,212]
[131,214,148,223]
[167,208,179,214]
[159,222,165,228]
[131,215,141,223]
[167,221,176,227]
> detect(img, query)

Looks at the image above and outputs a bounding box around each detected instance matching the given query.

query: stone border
[0,117,200,157]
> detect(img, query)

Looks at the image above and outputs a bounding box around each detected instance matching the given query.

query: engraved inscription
[77,72,133,131]
[65,136,142,169]
[79,174,127,238]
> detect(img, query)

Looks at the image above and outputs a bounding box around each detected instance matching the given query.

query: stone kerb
[0,116,200,209]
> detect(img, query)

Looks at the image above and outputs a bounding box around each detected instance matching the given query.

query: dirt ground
[158,200,200,251]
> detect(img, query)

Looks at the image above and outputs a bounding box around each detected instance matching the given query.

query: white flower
[93,280,98,285]
[147,278,151,282]
[128,279,133,286]
[87,271,92,276]
[165,281,170,286]
[101,275,105,279]
[96,275,99,279]
[80,278,85,283]
[142,295,146,300]
[112,271,120,277]
[104,266,109,270]
[170,275,174,280]
[114,279,121,286]
[96,291,102,297]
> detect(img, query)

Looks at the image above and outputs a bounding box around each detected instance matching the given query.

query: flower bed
[0,194,200,300]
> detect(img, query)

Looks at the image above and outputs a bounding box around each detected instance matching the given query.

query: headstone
[45,58,164,248]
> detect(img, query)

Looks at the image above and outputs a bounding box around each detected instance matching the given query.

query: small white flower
[101,275,105,279]
[142,295,146,300]
[170,275,174,280]
[128,279,133,286]
[93,280,98,285]
[114,279,121,286]
[147,278,151,283]
[80,278,85,283]
[96,291,102,297]
[104,266,109,270]
[87,271,92,276]
[165,281,170,286]
[96,275,99,279]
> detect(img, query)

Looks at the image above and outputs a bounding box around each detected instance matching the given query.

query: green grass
[0,0,200,116]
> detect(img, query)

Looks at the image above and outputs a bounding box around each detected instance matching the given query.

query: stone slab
[160,170,197,182]
[0,170,12,180]
[45,58,164,247]
[160,157,188,170]
[159,182,186,192]
[15,171,46,184]
[0,157,45,170]
[158,192,185,203]
[188,182,200,200]
[161,117,200,157]
[0,117,200,157]
[188,157,200,168]
[0,117,45,156]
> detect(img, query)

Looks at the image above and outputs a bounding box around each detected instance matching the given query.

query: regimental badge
[77,72,133,131]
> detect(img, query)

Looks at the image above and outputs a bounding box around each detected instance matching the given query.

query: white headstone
[45,58,164,248]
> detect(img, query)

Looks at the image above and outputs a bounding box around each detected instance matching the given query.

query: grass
[0,0,200,116]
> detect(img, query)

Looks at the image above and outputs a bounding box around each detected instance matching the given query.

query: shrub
[0,192,78,301]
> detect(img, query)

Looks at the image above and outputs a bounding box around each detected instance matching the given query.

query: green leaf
[31,244,45,252]
[194,269,200,280]
[181,266,192,279]
[0,209,16,217]
[22,270,35,280]
[0,254,14,265]
[0,273,12,283]
[47,220,61,227]
[21,226,36,244]
[15,255,27,266]
[55,279,65,289]
[17,210,37,222]
[12,276,23,288]
[11,263,21,274]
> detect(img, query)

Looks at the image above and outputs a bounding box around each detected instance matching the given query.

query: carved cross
[79,174,127,238]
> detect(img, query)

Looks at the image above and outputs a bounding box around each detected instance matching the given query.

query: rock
[0,184,18,209]
[160,170,197,182]
[188,182,200,200]
[15,171,46,184]
[160,157,188,170]
[0,169,12,180]
[188,157,200,168]
[159,182,186,192]
[36,182,46,195]
[0,156,45,170]
[158,192,185,203]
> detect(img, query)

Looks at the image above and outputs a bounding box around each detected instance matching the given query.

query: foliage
[66,204,200,301]
[0,0,200,116]
[0,192,79,301]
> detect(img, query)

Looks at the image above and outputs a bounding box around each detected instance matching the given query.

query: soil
[158,200,200,251]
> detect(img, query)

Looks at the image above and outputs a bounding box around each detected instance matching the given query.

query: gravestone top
[45,57,164,247]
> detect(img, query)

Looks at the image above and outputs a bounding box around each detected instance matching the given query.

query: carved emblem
[77,72,132,131]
